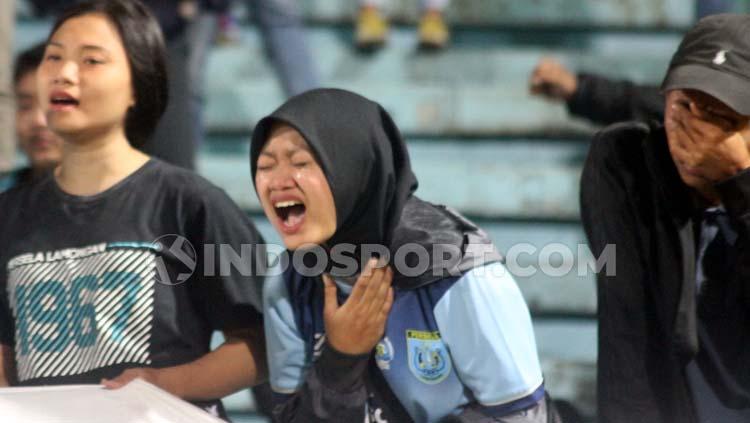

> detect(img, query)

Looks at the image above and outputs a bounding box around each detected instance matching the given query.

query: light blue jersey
[264,262,545,422]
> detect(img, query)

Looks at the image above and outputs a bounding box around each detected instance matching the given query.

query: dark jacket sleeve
[271,344,370,423]
[567,73,664,125]
[580,125,673,423]
[717,168,750,240]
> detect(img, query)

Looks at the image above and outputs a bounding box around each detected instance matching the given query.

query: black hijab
[251,88,501,289]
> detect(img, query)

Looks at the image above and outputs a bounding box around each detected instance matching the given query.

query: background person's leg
[142,33,198,170]
[184,12,220,151]
[248,0,320,97]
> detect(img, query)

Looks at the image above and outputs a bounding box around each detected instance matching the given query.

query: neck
[30,164,54,180]
[55,128,149,196]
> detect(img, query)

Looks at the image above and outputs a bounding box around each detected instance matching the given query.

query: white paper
[0,379,225,423]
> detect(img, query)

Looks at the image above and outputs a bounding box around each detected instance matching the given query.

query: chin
[678,172,707,190]
[283,238,317,252]
[281,231,329,251]
[48,117,85,135]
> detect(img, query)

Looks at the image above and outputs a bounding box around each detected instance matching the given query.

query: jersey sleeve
[434,262,544,413]
[263,271,308,393]
[186,185,265,331]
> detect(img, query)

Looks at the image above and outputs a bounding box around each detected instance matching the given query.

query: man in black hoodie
[581,13,750,423]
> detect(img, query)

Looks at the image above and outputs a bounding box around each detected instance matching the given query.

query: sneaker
[355,6,389,51]
[418,10,449,50]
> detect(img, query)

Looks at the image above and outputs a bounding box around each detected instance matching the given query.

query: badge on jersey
[406,330,451,384]
[375,337,394,370]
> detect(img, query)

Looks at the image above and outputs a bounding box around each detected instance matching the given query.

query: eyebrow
[47,41,110,54]
[259,146,312,159]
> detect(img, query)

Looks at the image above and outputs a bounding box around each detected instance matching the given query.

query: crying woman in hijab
[251,89,555,423]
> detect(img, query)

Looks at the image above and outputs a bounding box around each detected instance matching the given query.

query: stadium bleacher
[13,1,716,420]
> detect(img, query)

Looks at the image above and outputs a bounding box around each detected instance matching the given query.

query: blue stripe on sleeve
[478,384,545,417]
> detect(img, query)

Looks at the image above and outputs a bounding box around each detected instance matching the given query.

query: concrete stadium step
[198,136,587,220]
[204,27,679,135]
[14,21,680,136]
[14,0,696,30]
[295,0,693,29]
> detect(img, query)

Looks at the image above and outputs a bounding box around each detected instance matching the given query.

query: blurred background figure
[355,0,450,50]
[189,0,321,103]
[0,43,63,192]
[147,0,319,168]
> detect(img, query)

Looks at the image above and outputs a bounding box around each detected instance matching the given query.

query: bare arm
[0,344,15,386]
[103,321,267,401]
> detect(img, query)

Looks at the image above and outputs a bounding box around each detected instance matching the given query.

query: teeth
[275,200,301,208]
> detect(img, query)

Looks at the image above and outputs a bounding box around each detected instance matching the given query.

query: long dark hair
[48,0,168,147]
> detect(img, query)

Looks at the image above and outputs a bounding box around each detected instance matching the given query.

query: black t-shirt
[0,159,264,412]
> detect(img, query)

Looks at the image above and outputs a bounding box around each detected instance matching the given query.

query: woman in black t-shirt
[0,0,266,417]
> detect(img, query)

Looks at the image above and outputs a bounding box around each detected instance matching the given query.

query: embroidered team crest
[375,337,394,370]
[406,330,451,384]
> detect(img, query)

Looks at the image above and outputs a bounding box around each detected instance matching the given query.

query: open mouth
[50,93,80,109]
[274,200,306,231]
